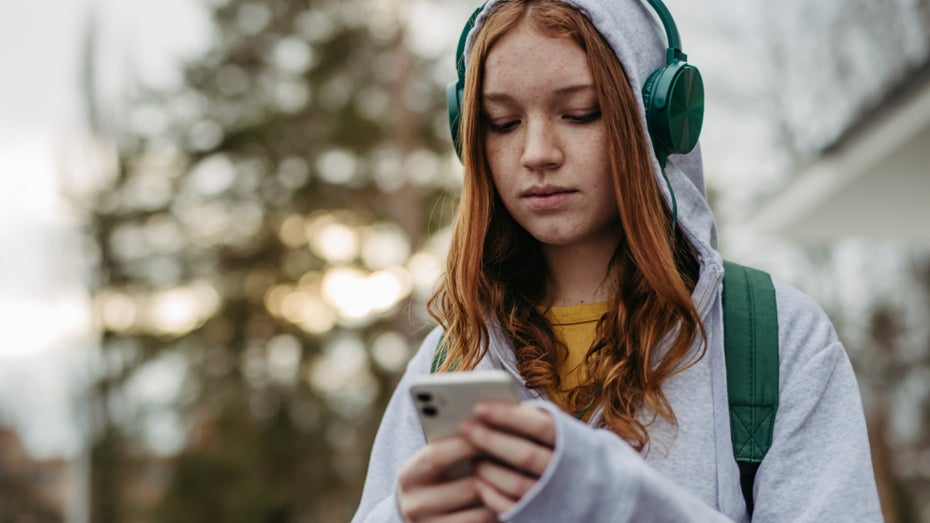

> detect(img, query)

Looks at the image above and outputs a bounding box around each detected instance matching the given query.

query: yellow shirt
[543,301,611,415]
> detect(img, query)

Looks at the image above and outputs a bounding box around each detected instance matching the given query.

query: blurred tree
[78,0,458,521]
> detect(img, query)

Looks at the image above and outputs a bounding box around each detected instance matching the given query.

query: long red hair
[428,0,705,452]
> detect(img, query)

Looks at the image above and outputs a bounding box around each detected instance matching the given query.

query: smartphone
[409,369,521,443]
[409,370,521,479]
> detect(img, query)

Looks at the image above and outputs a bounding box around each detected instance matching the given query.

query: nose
[521,118,563,171]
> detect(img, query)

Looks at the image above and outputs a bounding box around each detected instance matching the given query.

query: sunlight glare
[96,290,139,333]
[266,334,302,386]
[278,214,307,248]
[370,331,410,372]
[146,281,220,336]
[306,211,360,264]
[187,154,236,196]
[321,267,411,323]
[264,283,292,318]
[321,267,371,320]
[296,9,335,43]
[284,290,336,335]
[271,36,315,75]
[316,148,358,184]
[308,332,367,394]
[308,313,380,421]
[361,223,410,269]
[407,250,442,300]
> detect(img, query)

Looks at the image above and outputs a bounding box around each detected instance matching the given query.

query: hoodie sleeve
[498,402,734,523]
[351,327,441,523]
[749,285,882,521]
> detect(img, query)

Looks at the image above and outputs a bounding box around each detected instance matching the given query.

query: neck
[542,240,618,307]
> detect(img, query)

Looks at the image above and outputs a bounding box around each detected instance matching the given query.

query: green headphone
[445,0,704,169]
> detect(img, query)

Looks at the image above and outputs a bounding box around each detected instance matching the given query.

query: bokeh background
[1,0,928,521]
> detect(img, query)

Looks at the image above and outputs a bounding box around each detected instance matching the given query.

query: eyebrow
[482,84,597,104]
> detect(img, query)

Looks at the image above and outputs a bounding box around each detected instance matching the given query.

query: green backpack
[430,261,778,514]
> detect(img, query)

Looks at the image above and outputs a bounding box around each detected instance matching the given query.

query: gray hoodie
[352,0,882,521]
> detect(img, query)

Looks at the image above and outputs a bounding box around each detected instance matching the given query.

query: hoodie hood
[464,0,720,266]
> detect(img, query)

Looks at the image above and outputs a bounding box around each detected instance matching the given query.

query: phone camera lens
[416,392,432,403]
[421,406,438,417]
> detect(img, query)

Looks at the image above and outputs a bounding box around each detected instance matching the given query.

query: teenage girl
[353,1,882,521]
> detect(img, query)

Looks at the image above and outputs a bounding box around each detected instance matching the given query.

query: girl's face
[482,20,619,259]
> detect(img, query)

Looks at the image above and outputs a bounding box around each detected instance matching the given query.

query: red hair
[428,0,705,452]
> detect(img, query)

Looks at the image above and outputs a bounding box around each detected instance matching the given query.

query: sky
[0,0,209,457]
[0,0,93,458]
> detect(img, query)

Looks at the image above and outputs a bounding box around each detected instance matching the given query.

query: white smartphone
[409,369,521,443]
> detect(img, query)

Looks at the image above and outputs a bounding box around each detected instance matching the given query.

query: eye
[488,119,520,133]
[564,110,602,124]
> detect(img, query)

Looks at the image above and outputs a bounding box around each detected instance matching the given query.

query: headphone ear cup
[446,80,464,158]
[643,62,704,160]
[642,68,663,117]
[643,67,673,161]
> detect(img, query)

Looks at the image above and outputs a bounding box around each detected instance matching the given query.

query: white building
[750,61,930,245]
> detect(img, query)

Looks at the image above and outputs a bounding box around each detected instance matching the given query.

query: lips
[521,185,577,211]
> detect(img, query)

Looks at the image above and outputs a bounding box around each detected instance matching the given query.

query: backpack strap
[430,335,448,373]
[722,260,779,515]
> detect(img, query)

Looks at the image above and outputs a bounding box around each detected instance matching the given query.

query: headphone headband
[644,0,682,54]
[454,6,484,87]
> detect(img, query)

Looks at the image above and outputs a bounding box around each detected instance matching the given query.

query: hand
[460,402,556,514]
[396,435,499,522]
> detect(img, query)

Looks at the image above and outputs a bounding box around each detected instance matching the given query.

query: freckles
[485,140,517,169]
